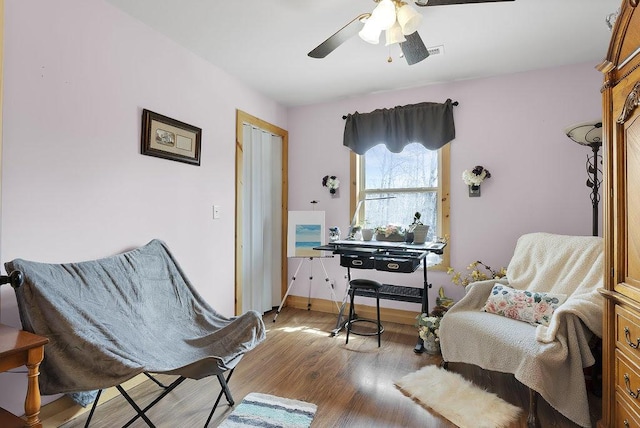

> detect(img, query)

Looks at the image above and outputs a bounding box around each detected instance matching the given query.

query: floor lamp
[565,120,603,237]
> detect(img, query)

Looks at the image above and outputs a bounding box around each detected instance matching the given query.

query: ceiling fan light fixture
[370,0,397,30]
[385,21,406,45]
[359,18,383,44]
[397,3,423,35]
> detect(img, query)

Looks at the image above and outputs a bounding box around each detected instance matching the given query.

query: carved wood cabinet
[599,1,640,426]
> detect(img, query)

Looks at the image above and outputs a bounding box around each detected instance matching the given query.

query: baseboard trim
[284,295,419,325]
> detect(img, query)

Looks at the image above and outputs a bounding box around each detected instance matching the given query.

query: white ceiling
[104,0,620,107]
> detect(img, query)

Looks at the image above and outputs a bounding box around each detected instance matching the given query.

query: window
[351,142,450,269]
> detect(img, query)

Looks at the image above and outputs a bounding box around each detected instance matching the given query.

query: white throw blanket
[439,233,603,428]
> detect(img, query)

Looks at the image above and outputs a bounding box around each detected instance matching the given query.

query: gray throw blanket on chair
[5,239,266,397]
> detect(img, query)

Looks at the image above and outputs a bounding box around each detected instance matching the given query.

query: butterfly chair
[5,239,266,427]
[439,233,603,428]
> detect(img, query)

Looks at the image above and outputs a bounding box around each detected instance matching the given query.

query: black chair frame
[83,369,236,428]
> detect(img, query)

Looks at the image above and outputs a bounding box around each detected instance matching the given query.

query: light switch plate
[213,205,221,219]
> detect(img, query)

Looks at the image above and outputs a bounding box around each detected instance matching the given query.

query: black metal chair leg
[144,372,170,389]
[82,370,235,428]
[204,368,236,428]
[121,376,186,428]
[116,385,156,428]
[217,373,234,406]
[345,289,355,345]
[376,288,381,347]
[344,279,383,346]
[83,389,103,428]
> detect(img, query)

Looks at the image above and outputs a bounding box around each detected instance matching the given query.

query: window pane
[364,143,438,190]
[363,192,437,242]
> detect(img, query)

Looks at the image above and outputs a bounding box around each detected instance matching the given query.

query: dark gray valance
[343,99,456,155]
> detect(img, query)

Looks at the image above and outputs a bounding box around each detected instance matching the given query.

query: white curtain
[242,124,282,314]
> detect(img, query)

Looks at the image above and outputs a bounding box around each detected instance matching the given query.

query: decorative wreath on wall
[462,166,491,186]
[322,175,340,194]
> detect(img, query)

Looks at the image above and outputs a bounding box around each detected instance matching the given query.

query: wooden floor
[59,308,601,427]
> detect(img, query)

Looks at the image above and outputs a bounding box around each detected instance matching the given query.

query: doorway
[235,110,288,315]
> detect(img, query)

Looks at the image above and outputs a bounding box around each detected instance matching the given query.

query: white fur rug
[395,365,522,428]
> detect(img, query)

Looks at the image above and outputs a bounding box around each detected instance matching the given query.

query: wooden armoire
[599,1,640,426]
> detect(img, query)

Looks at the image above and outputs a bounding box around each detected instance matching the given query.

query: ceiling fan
[308,0,515,65]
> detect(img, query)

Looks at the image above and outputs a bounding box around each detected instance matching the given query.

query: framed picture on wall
[141,109,202,166]
[287,211,326,258]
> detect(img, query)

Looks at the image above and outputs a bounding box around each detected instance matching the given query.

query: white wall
[0,0,286,415]
[287,62,604,310]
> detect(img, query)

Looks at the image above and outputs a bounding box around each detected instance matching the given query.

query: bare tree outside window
[361,143,439,241]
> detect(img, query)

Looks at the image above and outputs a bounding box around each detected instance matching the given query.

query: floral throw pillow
[482,284,567,326]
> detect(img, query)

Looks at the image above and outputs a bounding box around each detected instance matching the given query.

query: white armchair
[439,233,603,428]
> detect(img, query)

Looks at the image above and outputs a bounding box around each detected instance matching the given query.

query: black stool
[345,279,384,347]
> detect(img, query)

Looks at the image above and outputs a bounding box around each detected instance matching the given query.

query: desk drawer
[617,391,640,428]
[616,349,640,412]
[340,254,374,269]
[617,305,640,360]
[374,257,420,273]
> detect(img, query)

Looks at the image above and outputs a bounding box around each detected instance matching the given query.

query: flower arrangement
[462,165,491,186]
[375,224,404,237]
[322,175,340,194]
[417,314,441,342]
[374,224,405,241]
[416,288,453,353]
[447,260,507,287]
[416,303,450,343]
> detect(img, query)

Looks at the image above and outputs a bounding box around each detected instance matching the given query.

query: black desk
[314,239,446,353]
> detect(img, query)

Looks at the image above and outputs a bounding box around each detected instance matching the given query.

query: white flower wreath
[322,175,340,194]
[462,165,491,186]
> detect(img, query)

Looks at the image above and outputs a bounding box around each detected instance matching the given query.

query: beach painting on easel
[287,211,325,258]
[295,224,321,257]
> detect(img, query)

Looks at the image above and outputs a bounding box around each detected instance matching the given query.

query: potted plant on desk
[361,220,374,241]
[374,224,406,242]
[408,212,429,244]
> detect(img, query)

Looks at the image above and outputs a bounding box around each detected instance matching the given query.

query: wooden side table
[0,324,49,428]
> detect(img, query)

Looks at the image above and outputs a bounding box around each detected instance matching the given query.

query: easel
[272,256,341,322]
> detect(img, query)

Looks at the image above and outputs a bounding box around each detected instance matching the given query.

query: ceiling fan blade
[400,32,429,65]
[414,0,514,6]
[308,13,370,58]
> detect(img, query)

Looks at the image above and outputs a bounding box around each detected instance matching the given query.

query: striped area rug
[219,392,317,427]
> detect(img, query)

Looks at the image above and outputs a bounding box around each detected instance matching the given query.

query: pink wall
[0,0,604,417]
[0,0,286,414]
[287,62,604,309]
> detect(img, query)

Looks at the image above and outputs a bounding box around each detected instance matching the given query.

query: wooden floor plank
[58,308,600,427]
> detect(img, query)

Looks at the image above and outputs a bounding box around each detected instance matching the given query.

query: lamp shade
[397,3,423,35]
[385,21,406,46]
[359,17,383,44]
[370,0,397,30]
[564,120,603,146]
